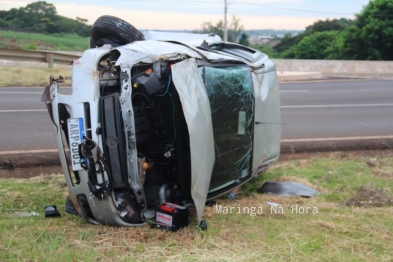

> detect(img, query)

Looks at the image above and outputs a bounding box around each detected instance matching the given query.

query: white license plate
[67,118,85,171]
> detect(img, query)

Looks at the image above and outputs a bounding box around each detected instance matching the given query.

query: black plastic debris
[44,205,61,218]
[227,192,237,200]
[199,220,208,231]
[205,200,216,207]
[259,182,320,197]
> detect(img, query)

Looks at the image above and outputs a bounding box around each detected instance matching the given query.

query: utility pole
[224,0,228,42]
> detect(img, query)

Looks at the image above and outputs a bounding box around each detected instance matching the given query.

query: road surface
[0,80,392,155]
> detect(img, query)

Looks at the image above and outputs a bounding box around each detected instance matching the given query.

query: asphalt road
[280,80,393,140]
[0,80,392,154]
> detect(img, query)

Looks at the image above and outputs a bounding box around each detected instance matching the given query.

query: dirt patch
[0,166,63,179]
[345,185,393,207]
[372,170,393,179]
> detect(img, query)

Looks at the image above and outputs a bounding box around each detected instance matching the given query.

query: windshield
[199,66,255,193]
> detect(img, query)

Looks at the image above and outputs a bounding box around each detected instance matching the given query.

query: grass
[1,151,393,261]
[0,31,81,87]
[0,30,89,51]
[0,66,72,87]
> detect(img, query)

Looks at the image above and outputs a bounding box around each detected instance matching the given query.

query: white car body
[43,31,281,226]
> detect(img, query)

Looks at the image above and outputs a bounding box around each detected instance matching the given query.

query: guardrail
[0,48,80,68]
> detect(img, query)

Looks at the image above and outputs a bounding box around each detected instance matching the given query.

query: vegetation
[238,32,250,46]
[195,16,245,43]
[0,1,90,52]
[1,0,391,60]
[334,0,393,60]
[0,66,72,86]
[0,30,89,51]
[0,1,90,36]
[273,0,393,60]
[0,152,393,260]
[251,44,277,58]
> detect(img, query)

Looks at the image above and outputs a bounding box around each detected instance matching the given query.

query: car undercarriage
[42,16,281,228]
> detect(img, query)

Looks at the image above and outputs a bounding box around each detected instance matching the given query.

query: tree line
[197,0,393,61]
[1,0,392,60]
[0,1,90,37]
[271,0,393,60]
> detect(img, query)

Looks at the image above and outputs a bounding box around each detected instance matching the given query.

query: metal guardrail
[0,48,80,68]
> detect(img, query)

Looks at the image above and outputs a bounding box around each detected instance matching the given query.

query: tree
[274,18,351,54]
[252,44,277,58]
[339,0,393,60]
[227,16,244,42]
[292,31,340,59]
[197,16,244,42]
[17,1,57,31]
[23,1,57,17]
[0,1,91,36]
[273,33,302,53]
[0,1,57,32]
[238,33,250,46]
[304,19,350,34]
[0,18,10,27]
[200,20,224,38]
[338,18,355,26]
[76,17,88,24]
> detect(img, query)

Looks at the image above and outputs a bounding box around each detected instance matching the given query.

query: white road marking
[281,103,393,109]
[280,90,310,92]
[0,109,46,113]
[282,135,393,143]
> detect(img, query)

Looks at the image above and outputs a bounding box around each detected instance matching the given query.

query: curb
[277,71,322,82]
[280,137,393,154]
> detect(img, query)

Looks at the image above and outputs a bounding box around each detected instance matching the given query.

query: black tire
[91,15,144,47]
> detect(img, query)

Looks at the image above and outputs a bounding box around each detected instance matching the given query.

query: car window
[199,66,255,193]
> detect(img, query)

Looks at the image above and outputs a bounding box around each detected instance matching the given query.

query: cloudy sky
[1,0,370,30]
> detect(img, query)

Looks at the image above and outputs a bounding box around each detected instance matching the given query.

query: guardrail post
[45,53,54,68]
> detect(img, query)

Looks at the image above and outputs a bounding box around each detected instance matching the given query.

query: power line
[91,0,393,17]
[111,0,352,15]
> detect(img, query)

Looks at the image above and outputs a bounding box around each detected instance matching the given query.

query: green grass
[1,152,393,261]
[0,30,89,51]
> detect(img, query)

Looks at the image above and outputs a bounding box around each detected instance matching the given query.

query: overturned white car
[42,16,281,228]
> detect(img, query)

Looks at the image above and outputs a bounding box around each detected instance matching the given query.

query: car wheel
[91,15,145,47]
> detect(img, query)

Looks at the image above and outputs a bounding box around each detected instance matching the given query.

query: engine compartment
[96,51,192,224]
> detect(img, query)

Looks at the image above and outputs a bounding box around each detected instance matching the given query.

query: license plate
[67,118,85,171]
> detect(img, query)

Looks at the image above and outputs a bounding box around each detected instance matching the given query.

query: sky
[1,0,370,31]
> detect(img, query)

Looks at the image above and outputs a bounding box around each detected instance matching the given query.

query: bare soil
[345,185,393,207]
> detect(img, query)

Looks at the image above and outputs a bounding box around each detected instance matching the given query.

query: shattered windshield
[199,66,255,193]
